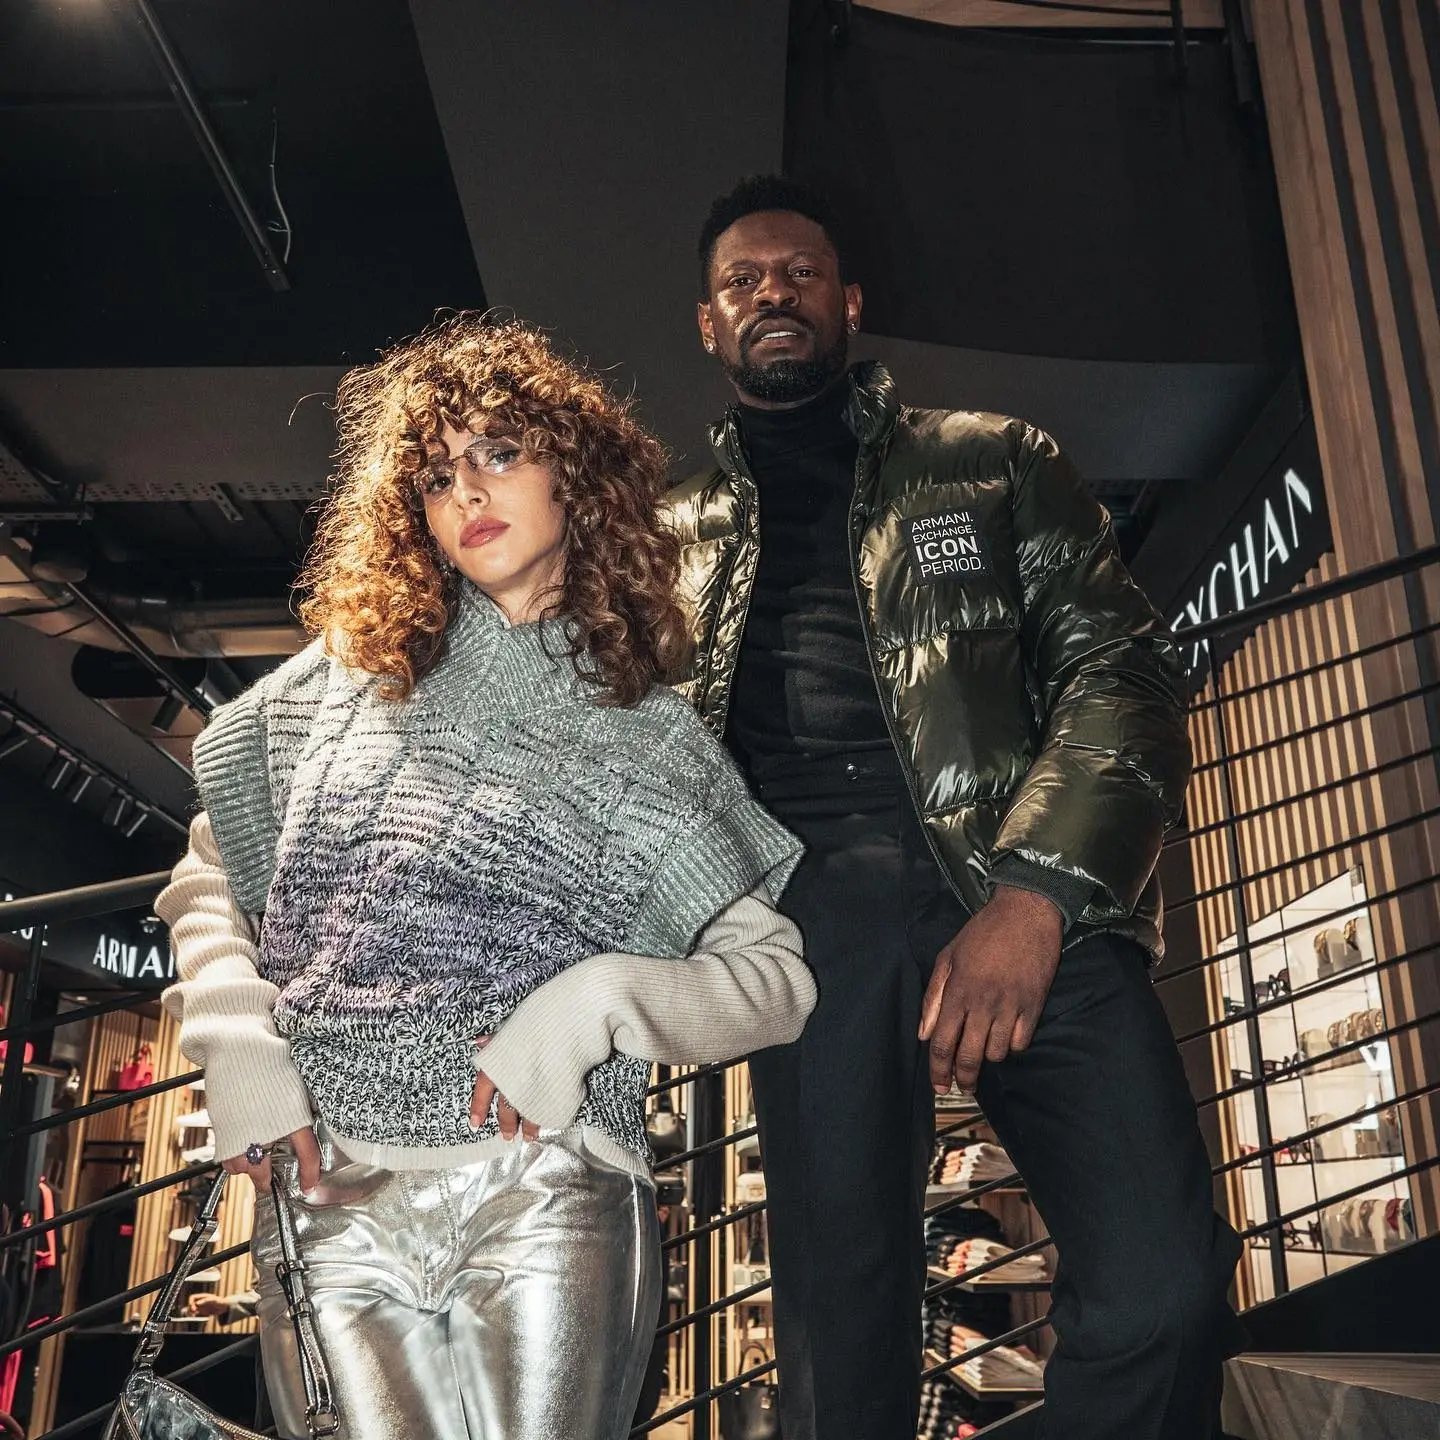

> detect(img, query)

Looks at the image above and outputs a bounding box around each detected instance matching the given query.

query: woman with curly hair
[155,314,813,1440]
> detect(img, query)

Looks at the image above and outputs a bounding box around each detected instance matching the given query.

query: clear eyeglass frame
[410,437,524,508]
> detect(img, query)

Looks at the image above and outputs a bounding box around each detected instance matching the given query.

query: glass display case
[1217,868,1414,1300]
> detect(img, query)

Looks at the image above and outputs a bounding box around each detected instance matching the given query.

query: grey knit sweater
[188,584,802,1163]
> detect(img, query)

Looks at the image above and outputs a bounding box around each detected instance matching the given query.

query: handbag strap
[130,1167,228,1369]
[127,1164,340,1438]
[269,1159,339,1436]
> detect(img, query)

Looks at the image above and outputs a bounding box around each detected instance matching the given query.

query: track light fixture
[0,696,187,841]
[44,755,75,791]
[0,733,28,762]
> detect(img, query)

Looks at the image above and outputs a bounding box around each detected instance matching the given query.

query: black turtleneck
[726,380,893,773]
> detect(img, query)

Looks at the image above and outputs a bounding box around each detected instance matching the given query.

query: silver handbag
[104,1165,339,1440]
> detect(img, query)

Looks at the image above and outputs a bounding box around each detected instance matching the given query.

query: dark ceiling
[0,0,484,367]
[0,0,1301,887]
[787,9,1297,364]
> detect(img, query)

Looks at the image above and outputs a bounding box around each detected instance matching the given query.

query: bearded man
[666,175,1243,1440]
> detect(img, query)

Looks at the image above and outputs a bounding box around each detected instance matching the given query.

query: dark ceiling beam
[407,0,789,466]
[113,0,289,293]
[856,0,1223,26]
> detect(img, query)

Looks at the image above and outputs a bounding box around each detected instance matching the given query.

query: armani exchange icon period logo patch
[905,509,989,584]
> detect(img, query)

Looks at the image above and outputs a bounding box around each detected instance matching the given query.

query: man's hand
[470,1035,540,1141]
[920,885,1064,1093]
[188,1293,231,1319]
[222,1125,321,1195]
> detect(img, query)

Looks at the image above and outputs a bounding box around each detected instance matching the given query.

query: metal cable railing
[1168,801,1440,911]
[3,545,1438,1437]
[1152,867,1440,985]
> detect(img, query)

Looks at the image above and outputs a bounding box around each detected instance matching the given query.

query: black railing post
[688,1066,726,1440]
[0,920,46,1212]
[1205,640,1288,1298]
[1169,0,1188,83]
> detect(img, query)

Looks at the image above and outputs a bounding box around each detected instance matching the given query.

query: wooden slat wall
[1237,0,1440,1237]
[1188,558,1378,955]
[1252,0,1440,576]
[123,1007,256,1334]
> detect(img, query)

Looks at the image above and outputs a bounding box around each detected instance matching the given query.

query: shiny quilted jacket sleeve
[992,425,1192,918]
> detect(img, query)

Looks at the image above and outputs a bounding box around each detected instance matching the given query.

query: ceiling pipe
[2,588,306,659]
[116,0,290,292]
[99,593,307,659]
[1169,0,1187,83]
[62,581,214,717]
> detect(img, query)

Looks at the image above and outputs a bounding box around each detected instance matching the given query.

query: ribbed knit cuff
[990,855,1094,930]
[197,1038,315,1164]
[475,958,619,1132]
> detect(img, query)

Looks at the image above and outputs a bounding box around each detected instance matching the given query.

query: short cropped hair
[697,175,848,297]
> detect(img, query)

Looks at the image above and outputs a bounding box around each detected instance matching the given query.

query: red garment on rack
[0,1349,19,1413]
[0,1179,58,1411]
[118,1046,154,1091]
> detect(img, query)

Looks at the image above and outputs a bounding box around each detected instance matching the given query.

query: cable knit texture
[166,584,805,1168]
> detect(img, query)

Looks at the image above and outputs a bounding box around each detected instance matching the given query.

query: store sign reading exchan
[1171,419,1331,677]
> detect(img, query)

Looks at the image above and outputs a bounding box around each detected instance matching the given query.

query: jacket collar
[843,360,899,447]
[708,361,900,478]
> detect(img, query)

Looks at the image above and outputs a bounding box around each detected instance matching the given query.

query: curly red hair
[298,314,690,706]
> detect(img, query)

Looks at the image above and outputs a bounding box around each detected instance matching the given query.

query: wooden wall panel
[1253,0,1440,570]
[124,1008,255,1335]
[1244,0,1440,1231]
[858,0,1224,27]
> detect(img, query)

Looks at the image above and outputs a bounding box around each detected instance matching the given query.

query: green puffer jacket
[665,362,1191,960]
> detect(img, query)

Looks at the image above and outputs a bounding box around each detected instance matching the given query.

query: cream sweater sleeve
[478,889,815,1133]
[155,813,314,1162]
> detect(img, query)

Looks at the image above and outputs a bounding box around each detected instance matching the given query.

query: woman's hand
[470,1035,540,1141]
[222,1125,322,1194]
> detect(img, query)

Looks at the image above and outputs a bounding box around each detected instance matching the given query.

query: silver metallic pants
[251,1133,660,1440]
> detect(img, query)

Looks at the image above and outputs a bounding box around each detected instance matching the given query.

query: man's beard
[724,329,849,405]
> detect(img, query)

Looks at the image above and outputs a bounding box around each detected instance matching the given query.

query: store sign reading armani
[3,884,175,989]
[85,931,175,983]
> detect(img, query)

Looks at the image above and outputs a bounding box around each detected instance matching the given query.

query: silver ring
[244,1142,274,1166]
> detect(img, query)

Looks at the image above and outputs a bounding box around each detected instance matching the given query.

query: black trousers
[747,757,1243,1440]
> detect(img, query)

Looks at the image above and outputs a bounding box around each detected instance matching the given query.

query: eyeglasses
[411,438,524,507]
